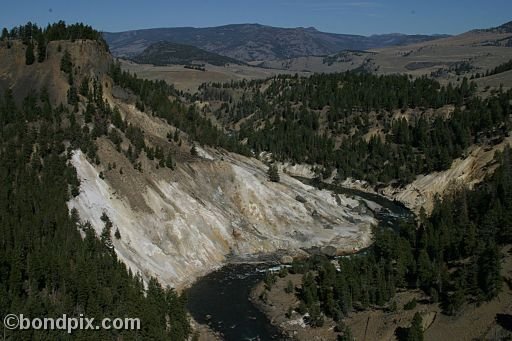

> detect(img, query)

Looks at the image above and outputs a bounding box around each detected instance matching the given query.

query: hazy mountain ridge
[104,23,450,61]
[486,20,512,33]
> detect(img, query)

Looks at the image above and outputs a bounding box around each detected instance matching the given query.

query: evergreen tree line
[199,73,475,118]
[290,147,512,324]
[266,73,475,112]
[0,88,191,339]
[1,21,106,47]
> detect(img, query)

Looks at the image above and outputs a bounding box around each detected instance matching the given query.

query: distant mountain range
[104,24,450,62]
[132,41,244,66]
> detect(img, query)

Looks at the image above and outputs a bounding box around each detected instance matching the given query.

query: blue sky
[0,0,511,35]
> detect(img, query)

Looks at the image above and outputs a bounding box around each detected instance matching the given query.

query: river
[186,182,412,340]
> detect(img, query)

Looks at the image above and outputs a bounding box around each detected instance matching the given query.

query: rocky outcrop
[343,138,512,214]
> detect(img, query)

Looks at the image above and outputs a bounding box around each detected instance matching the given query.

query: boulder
[295,195,307,203]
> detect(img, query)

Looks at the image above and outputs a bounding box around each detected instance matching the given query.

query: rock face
[68,149,376,289]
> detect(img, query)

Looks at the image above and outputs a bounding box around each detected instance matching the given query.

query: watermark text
[3,314,140,334]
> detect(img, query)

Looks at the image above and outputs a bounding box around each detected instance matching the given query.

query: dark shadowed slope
[131,41,244,66]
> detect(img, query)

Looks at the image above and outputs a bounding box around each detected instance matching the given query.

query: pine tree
[25,41,35,65]
[190,145,198,156]
[60,49,72,74]
[100,212,114,250]
[1,27,8,41]
[36,33,46,62]
[309,303,324,327]
[146,147,155,160]
[285,279,294,294]
[67,86,78,105]
[477,244,502,300]
[337,324,354,341]
[268,163,280,182]
[417,249,433,288]
[166,152,175,169]
[80,77,90,97]
[405,312,424,341]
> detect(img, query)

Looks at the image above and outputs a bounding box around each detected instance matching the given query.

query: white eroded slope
[68,150,376,288]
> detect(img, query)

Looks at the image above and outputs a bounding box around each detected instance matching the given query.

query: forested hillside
[0,22,191,340]
[197,73,511,185]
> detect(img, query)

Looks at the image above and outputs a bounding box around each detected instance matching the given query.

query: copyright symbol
[3,314,19,330]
